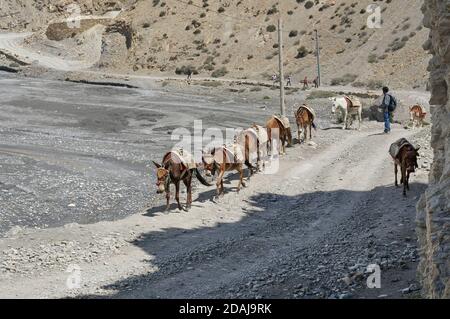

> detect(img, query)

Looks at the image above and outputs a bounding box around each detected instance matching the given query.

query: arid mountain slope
[1,0,430,88]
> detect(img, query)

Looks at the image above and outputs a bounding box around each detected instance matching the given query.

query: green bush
[306,91,336,100]
[211,67,228,78]
[367,79,383,89]
[267,6,278,15]
[296,46,308,58]
[175,65,198,75]
[330,73,357,86]
[305,1,314,9]
[266,25,276,32]
[289,30,298,37]
[368,54,378,63]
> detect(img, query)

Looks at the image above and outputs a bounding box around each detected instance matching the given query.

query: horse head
[404,146,420,173]
[152,160,170,194]
[201,148,216,177]
[329,97,338,114]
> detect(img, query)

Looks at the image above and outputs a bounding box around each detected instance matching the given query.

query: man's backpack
[387,93,397,112]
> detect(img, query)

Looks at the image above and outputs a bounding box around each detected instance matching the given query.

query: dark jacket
[381,93,392,112]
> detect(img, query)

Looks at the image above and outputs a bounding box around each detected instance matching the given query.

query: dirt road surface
[0,73,432,298]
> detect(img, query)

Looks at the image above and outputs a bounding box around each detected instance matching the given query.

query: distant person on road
[187,70,193,84]
[380,86,397,134]
[286,75,292,87]
[303,76,309,89]
[272,74,278,86]
[313,77,319,88]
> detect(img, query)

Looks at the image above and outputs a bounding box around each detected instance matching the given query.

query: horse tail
[194,169,212,186]
[245,159,255,170]
[287,127,293,146]
[312,121,317,130]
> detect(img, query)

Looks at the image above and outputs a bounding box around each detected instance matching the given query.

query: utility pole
[278,18,286,116]
[314,29,321,87]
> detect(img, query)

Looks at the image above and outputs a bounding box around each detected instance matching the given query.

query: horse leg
[245,159,253,179]
[237,165,245,191]
[216,169,225,197]
[299,123,303,143]
[394,163,398,187]
[309,122,312,140]
[175,180,182,210]
[401,166,407,196]
[297,123,301,144]
[342,110,348,130]
[165,187,171,211]
[406,172,410,191]
[358,107,362,131]
[183,175,192,210]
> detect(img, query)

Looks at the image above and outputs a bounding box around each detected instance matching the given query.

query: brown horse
[266,116,292,155]
[202,145,246,196]
[392,144,420,196]
[295,104,317,143]
[152,151,211,211]
[235,125,268,176]
[410,104,426,128]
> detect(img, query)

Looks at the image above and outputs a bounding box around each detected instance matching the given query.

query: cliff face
[416,0,450,299]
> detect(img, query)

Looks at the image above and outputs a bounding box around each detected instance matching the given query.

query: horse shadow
[321,126,344,131]
[144,169,253,215]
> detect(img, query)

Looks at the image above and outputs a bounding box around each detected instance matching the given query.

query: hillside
[0,0,430,89]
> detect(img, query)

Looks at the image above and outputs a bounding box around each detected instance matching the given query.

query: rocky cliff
[416,0,450,299]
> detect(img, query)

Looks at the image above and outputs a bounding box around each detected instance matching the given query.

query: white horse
[329,97,362,130]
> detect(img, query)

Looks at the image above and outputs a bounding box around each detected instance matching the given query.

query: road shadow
[77,182,427,299]
[368,132,388,137]
[321,126,344,131]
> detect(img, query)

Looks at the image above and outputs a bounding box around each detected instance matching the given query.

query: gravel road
[0,72,432,298]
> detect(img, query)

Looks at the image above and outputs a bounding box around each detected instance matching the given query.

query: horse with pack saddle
[330,95,363,130]
[152,149,212,211]
[266,115,292,155]
[389,138,420,196]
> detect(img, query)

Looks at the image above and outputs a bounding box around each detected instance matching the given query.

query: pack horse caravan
[152,94,422,210]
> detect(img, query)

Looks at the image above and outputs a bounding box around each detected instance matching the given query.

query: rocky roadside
[222,128,432,299]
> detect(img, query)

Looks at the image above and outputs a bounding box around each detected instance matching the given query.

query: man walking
[313,76,319,88]
[186,69,193,84]
[286,75,292,87]
[272,74,278,87]
[303,76,309,89]
[380,86,397,134]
